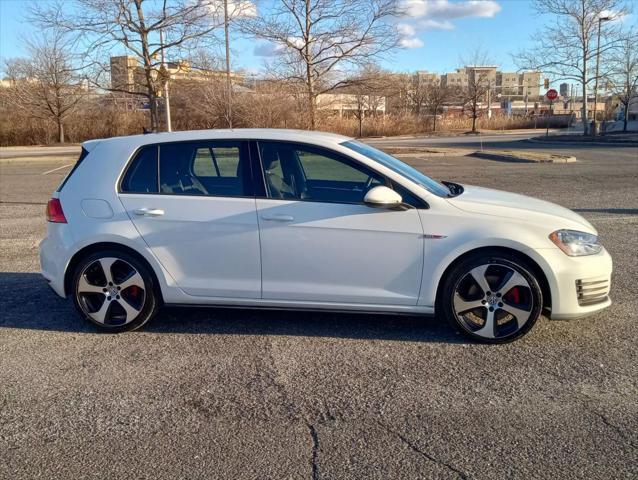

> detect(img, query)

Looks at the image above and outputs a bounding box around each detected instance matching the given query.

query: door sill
[165,298,434,316]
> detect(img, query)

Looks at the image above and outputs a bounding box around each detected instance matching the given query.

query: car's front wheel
[439,251,543,343]
[71,250,159,332]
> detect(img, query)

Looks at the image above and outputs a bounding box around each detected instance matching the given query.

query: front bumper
[533,247,613,320]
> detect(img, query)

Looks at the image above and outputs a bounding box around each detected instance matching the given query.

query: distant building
[316,93,386,116]
[440,66,540,100]
[520,71,542,99]
[110,55,244,94]
[441,69,469,89]
[414,71,441,87]
[559,83,570,98]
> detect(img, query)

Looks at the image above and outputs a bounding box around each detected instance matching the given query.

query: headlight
[549,229,602,256]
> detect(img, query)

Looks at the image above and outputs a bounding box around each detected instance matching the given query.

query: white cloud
[419,19,455,30]
[397,23,416,36]
[285,36,305,49]
[396,1,501,49]
[401,0,501,20]
[253,42,284,57]
[200,0,257,20]
[400,37,425,49]
[599,10,630,22]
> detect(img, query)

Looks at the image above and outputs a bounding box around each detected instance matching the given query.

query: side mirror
[364,185,403,208]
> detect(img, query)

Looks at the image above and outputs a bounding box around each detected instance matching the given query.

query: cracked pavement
[1,139,637,479]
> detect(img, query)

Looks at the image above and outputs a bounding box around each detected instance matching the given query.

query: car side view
[40,129,613,343]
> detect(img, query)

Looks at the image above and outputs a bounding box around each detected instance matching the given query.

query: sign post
[545,89,558,137]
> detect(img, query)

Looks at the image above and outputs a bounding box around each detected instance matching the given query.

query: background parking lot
[1,136,637,479]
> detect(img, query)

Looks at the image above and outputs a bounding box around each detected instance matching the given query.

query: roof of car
[83,128,354,150]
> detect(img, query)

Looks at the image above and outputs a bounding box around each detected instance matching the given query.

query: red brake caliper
[505,287,521,304]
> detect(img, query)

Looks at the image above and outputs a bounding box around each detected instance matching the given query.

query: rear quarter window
[120,146,159,193]
[56,147,89,192]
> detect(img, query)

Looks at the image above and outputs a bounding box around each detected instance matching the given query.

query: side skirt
[164,300,435,317]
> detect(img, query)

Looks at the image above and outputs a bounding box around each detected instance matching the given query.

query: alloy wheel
[452,262,534,340]
[76,257,146,326]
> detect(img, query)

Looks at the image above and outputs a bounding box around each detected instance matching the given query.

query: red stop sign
[546,89,558,101]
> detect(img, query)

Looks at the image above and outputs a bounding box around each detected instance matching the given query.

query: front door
[118,140,261,298]
[255,141,424,306]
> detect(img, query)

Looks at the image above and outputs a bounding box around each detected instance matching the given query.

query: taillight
[46,198,67,223]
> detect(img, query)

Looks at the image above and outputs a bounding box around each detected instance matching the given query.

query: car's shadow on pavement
[0,272,465,344]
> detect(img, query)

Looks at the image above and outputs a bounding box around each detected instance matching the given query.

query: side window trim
[249,140,268,198]
[210,147,221,177]
[120,140,257,198]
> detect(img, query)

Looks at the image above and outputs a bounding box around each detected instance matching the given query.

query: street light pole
[592,15,611,136]
[487,79,492,120]
[159,28,172,132]
[224,0,232,129]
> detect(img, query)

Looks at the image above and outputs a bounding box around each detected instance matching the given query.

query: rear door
[118,140,261,298]
[255,141,425,306]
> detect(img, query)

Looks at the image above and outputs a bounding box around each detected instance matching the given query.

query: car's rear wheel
[72,250,159,332]
[439,252,543,343]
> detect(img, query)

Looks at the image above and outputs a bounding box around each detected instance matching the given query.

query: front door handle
[134,208,165,217]
[261,214,294,222]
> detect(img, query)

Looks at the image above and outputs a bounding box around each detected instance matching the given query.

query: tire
[438,251,543,344]
[71,250,160,332]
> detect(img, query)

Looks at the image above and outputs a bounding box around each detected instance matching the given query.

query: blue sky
[0,0,540,74]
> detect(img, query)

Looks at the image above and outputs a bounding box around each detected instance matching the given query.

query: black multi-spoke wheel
[439,252,543,343]
[72,250,159,332]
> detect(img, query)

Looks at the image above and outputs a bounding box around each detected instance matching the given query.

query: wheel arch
[64,241,164,303]
[434,246,552,312]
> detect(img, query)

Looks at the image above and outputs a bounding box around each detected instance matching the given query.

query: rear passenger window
[192,146,241,178]
[160,141,251,197]
[120,146,159,193]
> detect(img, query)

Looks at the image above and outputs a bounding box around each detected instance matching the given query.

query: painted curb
[526,138,638,147]
[471,151,577,164]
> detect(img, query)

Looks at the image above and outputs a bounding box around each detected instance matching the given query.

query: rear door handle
[261,214,294,222]
[134,208,165,217]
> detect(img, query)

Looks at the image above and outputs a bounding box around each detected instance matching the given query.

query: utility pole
[159,28,172,132]
[487,79,492,120]
[592,15,611,136]
[224,0,232,129]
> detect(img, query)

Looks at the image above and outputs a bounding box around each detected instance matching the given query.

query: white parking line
[588,215,638,223]
[42,164,72,175]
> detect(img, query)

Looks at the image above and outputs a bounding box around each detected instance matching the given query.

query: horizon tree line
[1,0,636,143]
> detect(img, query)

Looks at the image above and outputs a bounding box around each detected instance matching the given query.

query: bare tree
[407,75,428,116]
[515,0,629,135]
[606,28,638,131]
[346,65,390,136]
[3,29,86,143]
[242,0,399,129]
[28,0,251,132]
[458,50,493,133]
[422,84,454,132]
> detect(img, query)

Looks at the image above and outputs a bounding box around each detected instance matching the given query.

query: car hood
[446,184,596,233]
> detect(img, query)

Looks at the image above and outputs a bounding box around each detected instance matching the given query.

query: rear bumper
[39,223,74,298]
[534,247,613,320]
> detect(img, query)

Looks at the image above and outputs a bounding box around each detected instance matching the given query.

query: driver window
[258,141,384,204]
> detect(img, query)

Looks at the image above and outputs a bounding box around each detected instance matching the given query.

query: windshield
[341,140,452,197]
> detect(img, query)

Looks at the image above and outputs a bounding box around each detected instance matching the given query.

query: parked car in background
[40,129,612,343]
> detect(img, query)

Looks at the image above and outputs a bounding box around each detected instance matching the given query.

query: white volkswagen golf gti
[40,129,612,343]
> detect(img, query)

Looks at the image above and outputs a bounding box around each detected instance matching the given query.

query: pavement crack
[591,410,638,450]
[261,338,300,419]
[376,421,470,479]
[307,423,320,480]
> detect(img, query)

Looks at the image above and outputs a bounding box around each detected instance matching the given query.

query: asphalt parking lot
[1,138,637,479]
